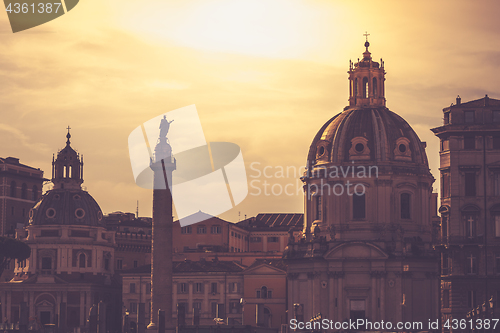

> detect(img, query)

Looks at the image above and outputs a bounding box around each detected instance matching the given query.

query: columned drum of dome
[284,40,439,327]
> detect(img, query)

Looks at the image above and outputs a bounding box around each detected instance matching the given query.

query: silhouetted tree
[0,236,31,277]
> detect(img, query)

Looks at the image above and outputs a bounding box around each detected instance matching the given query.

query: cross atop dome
[363,31,370,49]
[66,125,71,145]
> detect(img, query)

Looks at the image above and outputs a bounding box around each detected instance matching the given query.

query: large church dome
[29,129,104,226]
[307,107,429,168]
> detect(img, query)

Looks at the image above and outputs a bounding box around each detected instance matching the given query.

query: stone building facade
[121,258,286,330]
[284,41,440,328]
[0,157,44,236]
[0,132,121,330]
[432,95,500,330]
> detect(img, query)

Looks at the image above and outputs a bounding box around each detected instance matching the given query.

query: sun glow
[115,0,347,60]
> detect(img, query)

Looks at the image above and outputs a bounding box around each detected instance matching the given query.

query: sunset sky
[1,0,500,222]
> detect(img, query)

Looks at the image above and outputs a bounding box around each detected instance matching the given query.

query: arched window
[21,183,27,199]
[79,253,86,268]
[68,165,72,178]
[363,77,369,98]
[261,286,268,299]
[372,78,378,96]
[10,181,16,197]
[353,193,365,219]
[32,185,38,201]
[401,193,411,219]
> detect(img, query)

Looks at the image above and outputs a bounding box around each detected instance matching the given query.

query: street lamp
[240,298,246,325]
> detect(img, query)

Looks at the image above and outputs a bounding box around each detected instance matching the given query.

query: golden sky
[1,0,500,221]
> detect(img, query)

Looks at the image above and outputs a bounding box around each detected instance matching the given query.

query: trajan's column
[148,116,176,332]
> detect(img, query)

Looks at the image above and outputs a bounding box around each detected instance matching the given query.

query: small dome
[307,107,429,168]
[29,189,104,227]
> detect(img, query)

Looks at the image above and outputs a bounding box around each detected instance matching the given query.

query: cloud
[0,123,50,154]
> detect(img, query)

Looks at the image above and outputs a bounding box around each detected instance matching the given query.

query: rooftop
[237,213,303,231]
[122,259,246,274]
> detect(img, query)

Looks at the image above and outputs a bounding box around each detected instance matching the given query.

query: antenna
[136,200,139,218]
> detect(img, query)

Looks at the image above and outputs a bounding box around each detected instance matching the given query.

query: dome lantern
[52,126,84,190]
[348,34,386,107]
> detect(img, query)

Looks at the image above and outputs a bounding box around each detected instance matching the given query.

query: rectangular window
[464,136,475,149]
[465,172,476,196]
[181,226,192,234]
[104,258,109,271]
[130,302,137,314]
[464,110,475,123]
[194,282,204,293]
[443,290,450,308]
[130,283,136,293]
[250,237,262,243]
[178,283,188,294]
[442,216,448,239]
[493,110,500,123]
[267,290,273,299]
[494,136,500,149]
[444,112,450,125]
[197,226,207,234]
[193,302,202,310]
[211,302,217,318]
[268,237,279,243]
[228,282,239,293]
[441,139,449,151]
[315,195,322,220]
[400,193,411,219]
[495,174,500,196]
[211,226,221,234]
[177,302,188,313]
[353,193,365,219]
[496,216,500,237]
[442,172,450,198]
[256,290,261,298]
[466,254,477,274]
[211,282,218,294]
[41,257,52,270]
[133,260,138,268]
[468,290,476,308]
[465,215,476,238]
[442,253,449,275]
[116,259,123,270]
